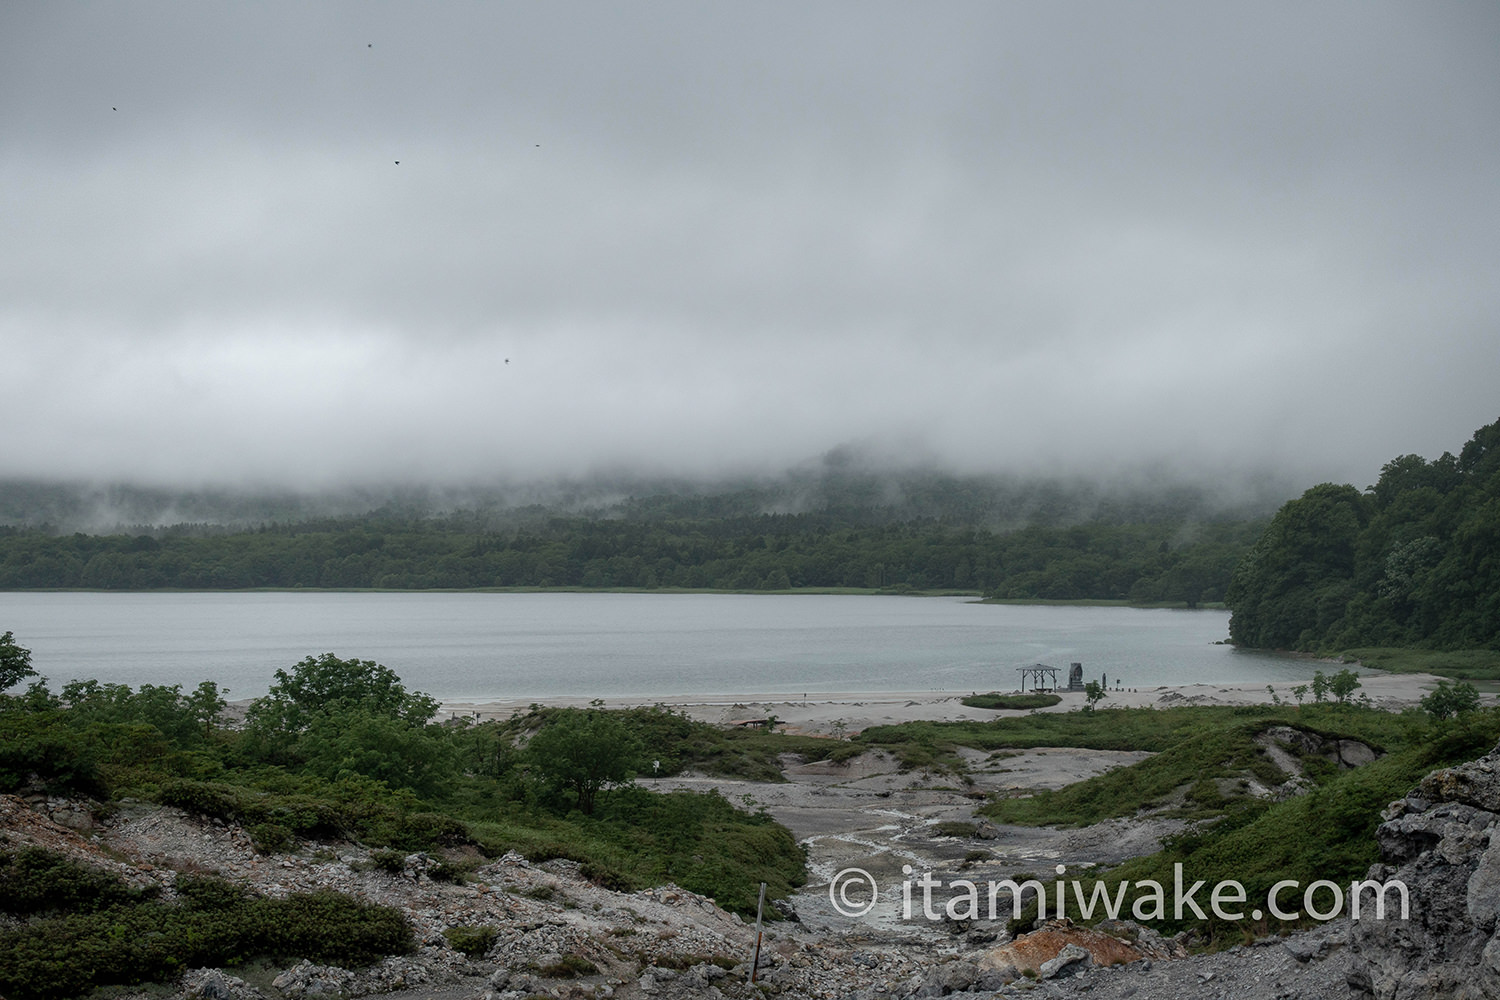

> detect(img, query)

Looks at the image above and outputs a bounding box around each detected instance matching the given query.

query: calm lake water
[0,592,1316,701]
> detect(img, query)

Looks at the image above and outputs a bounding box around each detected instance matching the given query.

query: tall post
[749,881,767,984]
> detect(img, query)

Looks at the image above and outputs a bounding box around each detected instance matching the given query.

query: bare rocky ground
[2,738,1370,1000]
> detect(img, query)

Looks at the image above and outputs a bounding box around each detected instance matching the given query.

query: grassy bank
[1340,646,1500,681]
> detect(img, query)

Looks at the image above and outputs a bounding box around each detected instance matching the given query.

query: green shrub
[247,890,414,967]
[581,860,634,891]
[0,847,152,915]
[0,712,106,797]
[443,924,498,958]
[961,692,1063,711]
[0,851,414,1000]
[933,821,978,838]
[155,777,243,820]
[537,954,597,978]
[174,876,249,911]
[248,822,295,854]
[386,811,472,850]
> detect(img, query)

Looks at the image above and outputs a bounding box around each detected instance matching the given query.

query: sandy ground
[437,669,1455,736]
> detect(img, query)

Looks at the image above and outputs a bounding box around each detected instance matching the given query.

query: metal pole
[749,881,766,984]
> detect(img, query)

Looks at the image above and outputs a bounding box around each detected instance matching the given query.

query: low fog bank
[0,450,1307,535]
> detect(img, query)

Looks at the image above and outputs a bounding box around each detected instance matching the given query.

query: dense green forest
[0,513,1260,604]
[0,470,1271,603]
[1226,416,1500,652]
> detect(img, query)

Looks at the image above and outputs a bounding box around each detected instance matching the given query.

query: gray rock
[182,969,255,1000]
[1470,836,1500,932]
[975,964,1018,989]
[1350,742,1500,999]
[1039,942,1092,980]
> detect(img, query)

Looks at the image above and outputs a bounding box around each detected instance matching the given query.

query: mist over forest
[0,449,1302,536]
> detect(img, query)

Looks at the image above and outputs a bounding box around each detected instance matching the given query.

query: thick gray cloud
[2,2,1497,488]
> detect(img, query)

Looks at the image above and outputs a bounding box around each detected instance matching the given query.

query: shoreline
[437,671,1459,736]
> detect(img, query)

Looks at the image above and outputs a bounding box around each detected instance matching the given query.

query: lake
[0,592,1316,701]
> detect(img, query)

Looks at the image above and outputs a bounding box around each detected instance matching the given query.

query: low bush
[0,847,152,915]
[443,924,497,958]
[960,692,1063,711]
[0,852,414,1000]
[537,954,598,978]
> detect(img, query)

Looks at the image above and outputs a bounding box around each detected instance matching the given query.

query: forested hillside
[0,513,1259,604]
[1226,417,1500,651]
[0,469,1272,603]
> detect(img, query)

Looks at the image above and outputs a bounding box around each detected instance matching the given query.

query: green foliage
[1327,668,1362,705]
[465,785,806,918]
[0,852,413,1000]
[156,779,356,842]
[1,661,811,930]
[0,847,153,915]
[960,692,1062,710]
[1228,416,1500,653]
[1083,680,1107,711]
[526,708,643,814]
[0,710,107,796]
[1225,483,1368,649]
[538,954,599,978]
[247,822,295,853]
[981,713,1306,826]
[1056,710,1500,944]
[297,709,458,798]
[1421,679,1482,721]
[0,630,36,691]
[241,654,449,795]
[1340,647,1500,681]
[0,477,1270,602]
[247,653,439,733]
[857,704,1256,772]
[56,678,225,747]
[443,924,497,958]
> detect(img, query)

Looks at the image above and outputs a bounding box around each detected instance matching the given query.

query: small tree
[1083,680,1107,712]
[1421,680,1482,721]
[1328,668,1362,706]
[1292,684,1309,707]
[247,653,438,736]
[526,708,643,815]
[0,631,36,692]
[185,681,228,739]
[1310,671,1330,704]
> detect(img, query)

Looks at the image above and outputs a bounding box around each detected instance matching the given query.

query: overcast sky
[2,2,1497,489]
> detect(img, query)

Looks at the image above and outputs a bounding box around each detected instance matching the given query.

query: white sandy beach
[439,670,1459,737]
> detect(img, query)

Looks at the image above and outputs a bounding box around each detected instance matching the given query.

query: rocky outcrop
[1255,725,1381,800]
[1349,743,1500,999]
